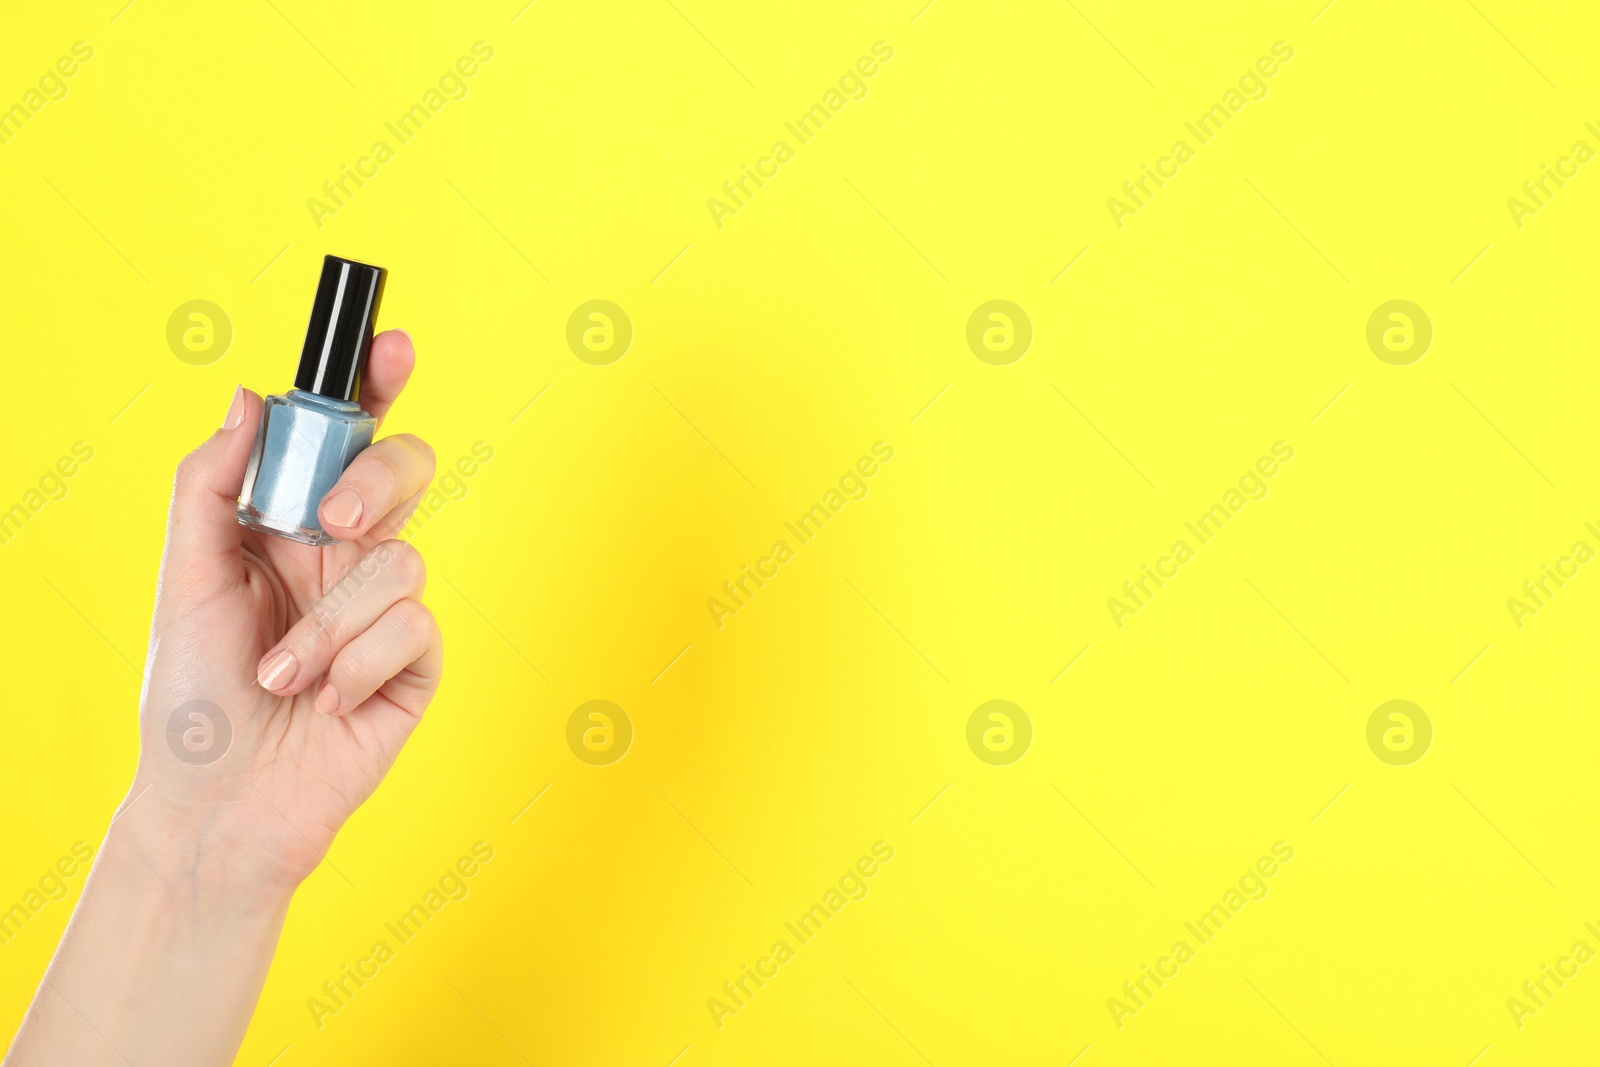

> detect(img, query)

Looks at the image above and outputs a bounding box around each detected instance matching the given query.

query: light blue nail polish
[237,391,375,545]
[237,255,386,547]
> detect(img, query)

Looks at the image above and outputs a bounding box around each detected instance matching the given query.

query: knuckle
[390,598,434,644]
[330,633,376,681]
[172,449,207,494]
[362,445,405,499]
[326,656,364,693]
[381,539,426,590]
[396,434,438,477]
[299,612,340,657]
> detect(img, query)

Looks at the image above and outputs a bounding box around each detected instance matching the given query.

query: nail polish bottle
[237,255,386,546]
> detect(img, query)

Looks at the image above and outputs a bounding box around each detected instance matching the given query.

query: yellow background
[2,0,1598,1063]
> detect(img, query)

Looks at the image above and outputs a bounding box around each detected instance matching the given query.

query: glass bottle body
[237,389,375,546]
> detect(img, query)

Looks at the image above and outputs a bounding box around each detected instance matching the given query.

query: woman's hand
[132,327,443,891]
[4,329,442,1067]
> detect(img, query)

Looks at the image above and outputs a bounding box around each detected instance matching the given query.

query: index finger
[362,329,416,429]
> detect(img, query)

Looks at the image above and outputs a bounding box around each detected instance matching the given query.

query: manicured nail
[315,682,340,715]
[257,649,297,691]
[223,385,244,429]
[322,487,363,529]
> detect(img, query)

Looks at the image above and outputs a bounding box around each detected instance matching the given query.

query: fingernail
[258,649,297,691]
[323,487,363,529]
[223,385,244,429]
[315,682,340,715]
[393,328,412,345]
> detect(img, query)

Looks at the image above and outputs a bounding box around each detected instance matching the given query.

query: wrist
[108,780,305,911]
[8,784,298,1067]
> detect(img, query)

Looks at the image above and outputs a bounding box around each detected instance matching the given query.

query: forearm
[4,796,295,1067]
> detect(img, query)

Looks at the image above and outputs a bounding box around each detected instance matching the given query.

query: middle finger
[317,433,436,543]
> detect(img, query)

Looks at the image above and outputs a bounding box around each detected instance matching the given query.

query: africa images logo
[164,700,231,766]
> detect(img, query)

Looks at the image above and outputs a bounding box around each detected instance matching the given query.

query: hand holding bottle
[139,326,443,885]
[3,328,443,1067]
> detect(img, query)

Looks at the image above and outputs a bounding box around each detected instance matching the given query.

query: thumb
[166,385,263,577]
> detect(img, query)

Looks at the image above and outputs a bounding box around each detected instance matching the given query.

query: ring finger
[256,539,426,697]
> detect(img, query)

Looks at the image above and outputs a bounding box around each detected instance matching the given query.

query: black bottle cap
[294,255,387,402]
